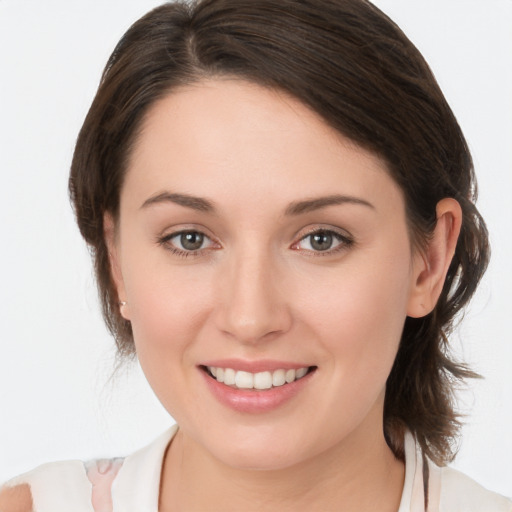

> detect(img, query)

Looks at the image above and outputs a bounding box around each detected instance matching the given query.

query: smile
[200,361,317,413]
[206,366,311,390]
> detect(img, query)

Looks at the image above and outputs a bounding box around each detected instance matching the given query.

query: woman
[1,0,510,510]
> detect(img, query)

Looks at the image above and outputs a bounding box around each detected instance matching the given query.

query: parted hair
[69,0,489,466]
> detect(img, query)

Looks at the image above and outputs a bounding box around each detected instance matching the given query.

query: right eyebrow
[140,192,215,213]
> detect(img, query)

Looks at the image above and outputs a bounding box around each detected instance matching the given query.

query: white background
[0,0,511,498]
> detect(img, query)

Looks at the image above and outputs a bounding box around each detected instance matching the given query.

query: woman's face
[110,79,426,470]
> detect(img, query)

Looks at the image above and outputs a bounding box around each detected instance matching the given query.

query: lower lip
[201,368,315,413]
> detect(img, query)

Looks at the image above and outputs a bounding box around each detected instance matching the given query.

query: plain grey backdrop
[1,0,511,497]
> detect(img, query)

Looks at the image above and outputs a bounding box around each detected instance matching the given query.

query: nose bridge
[216,241,290,343]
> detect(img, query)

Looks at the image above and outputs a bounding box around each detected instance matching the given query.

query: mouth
[200,365,317,391]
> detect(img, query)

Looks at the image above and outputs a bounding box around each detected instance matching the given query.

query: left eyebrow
[285,195,375,216]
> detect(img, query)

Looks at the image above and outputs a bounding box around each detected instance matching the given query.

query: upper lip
[200,359,314,373]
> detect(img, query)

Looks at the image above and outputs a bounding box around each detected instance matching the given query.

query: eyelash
[157,227,354,259]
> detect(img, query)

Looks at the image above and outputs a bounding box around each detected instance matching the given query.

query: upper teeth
[208,366,309,390]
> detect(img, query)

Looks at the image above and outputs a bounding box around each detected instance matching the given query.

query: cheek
[121,251,215,366]
[299,248,413,378]
[124,265,217,417]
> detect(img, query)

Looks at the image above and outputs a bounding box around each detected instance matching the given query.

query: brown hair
[69,0,489,465]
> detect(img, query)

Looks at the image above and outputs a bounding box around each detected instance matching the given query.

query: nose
[214,248,292,344]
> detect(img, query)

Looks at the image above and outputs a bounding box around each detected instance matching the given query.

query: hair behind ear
[386,197,486,466]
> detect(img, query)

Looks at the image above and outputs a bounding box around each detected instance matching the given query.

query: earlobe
[104,213,130,320]
[407,198,462,318]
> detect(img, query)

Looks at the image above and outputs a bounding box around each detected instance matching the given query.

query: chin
[217,448,301,472]
[201,424,317,472]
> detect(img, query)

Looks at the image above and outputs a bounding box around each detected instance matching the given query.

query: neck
[159,414,404,512]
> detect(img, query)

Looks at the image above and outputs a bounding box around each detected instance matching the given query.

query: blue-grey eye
[295,229,350,253]
[309,231,334,251]
[179,231,205,251]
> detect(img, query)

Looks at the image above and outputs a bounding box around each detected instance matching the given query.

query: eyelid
[157,223,218,242]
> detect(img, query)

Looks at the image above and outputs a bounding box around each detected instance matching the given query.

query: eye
[175,231,207,251]
[158,230,218,256]
[292,229,352,255]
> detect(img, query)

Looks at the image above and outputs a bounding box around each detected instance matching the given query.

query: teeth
[272,369,286,387]
[224,368,236,386]
[254,371,272,390]
[296,367,308,379]
[285,369,296,383]
[235,370,253,389]
[206,366,310,390]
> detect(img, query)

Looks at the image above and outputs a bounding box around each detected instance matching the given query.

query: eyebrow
[284,195,375,215]
[140,191,374,215]
[141,192,215,212]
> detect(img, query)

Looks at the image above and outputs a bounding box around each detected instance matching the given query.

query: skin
[105,79,461,512]
[0,484,33,512]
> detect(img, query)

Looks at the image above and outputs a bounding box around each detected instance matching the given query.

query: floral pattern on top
[84,457,124,512]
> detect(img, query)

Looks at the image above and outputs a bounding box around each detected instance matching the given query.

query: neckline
[111,425,433,512]
[111,424,178,511]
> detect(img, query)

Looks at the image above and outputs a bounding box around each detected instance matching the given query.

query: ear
[407,198,462,318]
[104,212,131,320]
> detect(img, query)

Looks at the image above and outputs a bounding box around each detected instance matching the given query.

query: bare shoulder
[0,483,34,512]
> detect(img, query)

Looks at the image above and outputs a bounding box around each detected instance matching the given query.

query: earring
[118,301,129,320]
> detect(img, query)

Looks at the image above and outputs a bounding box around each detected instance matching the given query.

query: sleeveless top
[3,424,511,511]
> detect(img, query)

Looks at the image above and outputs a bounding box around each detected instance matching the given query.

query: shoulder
[1,458,123,512]
[0,426,177,511]
[404,432,511,512]
[439,466,512,512]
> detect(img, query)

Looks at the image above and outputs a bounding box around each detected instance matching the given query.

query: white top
[3,425,511,512]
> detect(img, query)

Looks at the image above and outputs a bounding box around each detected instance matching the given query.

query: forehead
[123,79,403,215]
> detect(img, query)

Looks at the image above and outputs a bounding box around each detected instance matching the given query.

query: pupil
[181,232,204,250]
[311,232,332,251]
